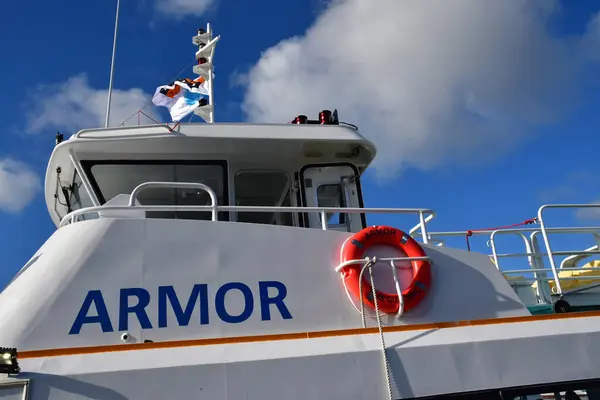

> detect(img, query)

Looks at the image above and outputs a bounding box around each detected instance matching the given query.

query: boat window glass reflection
[234,170,293,226]
[83,161,227,220]
[317,183,347,228]
[69,171,98,220]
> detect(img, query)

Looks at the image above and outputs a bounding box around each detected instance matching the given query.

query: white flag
[152,77,209,122]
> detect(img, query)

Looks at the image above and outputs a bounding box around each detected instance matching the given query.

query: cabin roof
[44,122,377,226]
[50,122,377,160]
[72,121,373,142]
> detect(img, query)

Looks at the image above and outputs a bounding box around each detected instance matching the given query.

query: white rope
[365,257,394,400]
[334,256,425,324]
[335,255,432,400]
[358,257,405,327]
[335,251,433,400]
[335,256,417,400]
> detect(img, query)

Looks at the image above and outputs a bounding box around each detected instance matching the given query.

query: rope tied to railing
[360,256,394,400]
[465,218,538,251]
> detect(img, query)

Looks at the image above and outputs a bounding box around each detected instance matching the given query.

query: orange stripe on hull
[19,310,600,359]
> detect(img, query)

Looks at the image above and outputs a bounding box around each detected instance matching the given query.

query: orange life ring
[339,225,432,314]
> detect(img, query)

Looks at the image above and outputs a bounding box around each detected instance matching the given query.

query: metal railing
[417,204,600,304]
[537,204,600,295]
[61,181,436,243]
[128,182,219,220]
[61,183,600,303]
[414,227,554,304]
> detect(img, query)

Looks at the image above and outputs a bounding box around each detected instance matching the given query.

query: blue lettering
[259,281,292,321]
[119,288,152,331]
[69,290,114,334]
[71,281,293,334]
[158,284,209,328]
[215,282,254,323]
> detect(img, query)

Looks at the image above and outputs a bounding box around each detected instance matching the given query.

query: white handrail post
[537,205,563,295]
[128,181,219,220]
[529,231,552,302]
[419,211,429,244]
[320,210,328,230]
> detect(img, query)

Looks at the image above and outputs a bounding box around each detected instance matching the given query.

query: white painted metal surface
[0,218,528,351]
[3,21,600,400]
[6,316,600,399]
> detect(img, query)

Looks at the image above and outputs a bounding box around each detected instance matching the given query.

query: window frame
[81,159,230,221]
[298,162,367,229]
[316,183,348,228]
[233,168,296,226]
[68,169,97,221]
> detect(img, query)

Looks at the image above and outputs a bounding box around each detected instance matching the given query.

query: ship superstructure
[1,23,600,400]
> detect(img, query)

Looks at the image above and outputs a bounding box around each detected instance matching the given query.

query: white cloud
[575,202,600,221]
[538,171,599,203]
[0,159,40,213]
[241,0,600,178]
[154,0,215,18]
[24,74,153,134]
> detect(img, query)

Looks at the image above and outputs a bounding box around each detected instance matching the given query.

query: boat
[2,17,600,400]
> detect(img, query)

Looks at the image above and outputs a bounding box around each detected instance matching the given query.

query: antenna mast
[192,23,220,123]
[105,0,121,128]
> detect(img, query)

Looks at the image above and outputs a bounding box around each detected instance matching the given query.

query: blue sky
[1,0,600,287]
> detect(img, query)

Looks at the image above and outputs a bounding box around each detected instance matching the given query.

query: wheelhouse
[46,120,379,233]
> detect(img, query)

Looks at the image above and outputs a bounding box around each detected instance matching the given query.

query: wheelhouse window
[317,183,348,229]
[69,171,97,220]
[299,163,365,232]
[82,161,227,220]
[234,170,293,226]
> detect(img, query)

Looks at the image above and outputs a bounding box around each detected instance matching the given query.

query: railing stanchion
[320,210,328,230]
[419,211,429,244]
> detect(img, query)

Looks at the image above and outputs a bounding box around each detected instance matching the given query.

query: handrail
[488,230,532,270]
[560,245,599,269]
[61,204,435,236]
[424,226,600,237]
[503,267,600,274]
[537,204,600,295]
[409,212,436,240]
[128,181,218,220]
[426,224,600,303]
[75,124,174,138]
[488,229,551,303]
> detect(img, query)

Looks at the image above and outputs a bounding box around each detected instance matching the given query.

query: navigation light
[293,115,308,124]
[319,110,332,125]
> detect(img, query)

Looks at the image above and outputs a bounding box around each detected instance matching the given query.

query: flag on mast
[152,77,209,122]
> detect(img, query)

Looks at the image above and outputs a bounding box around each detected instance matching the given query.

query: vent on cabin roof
[291,109,339,125]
